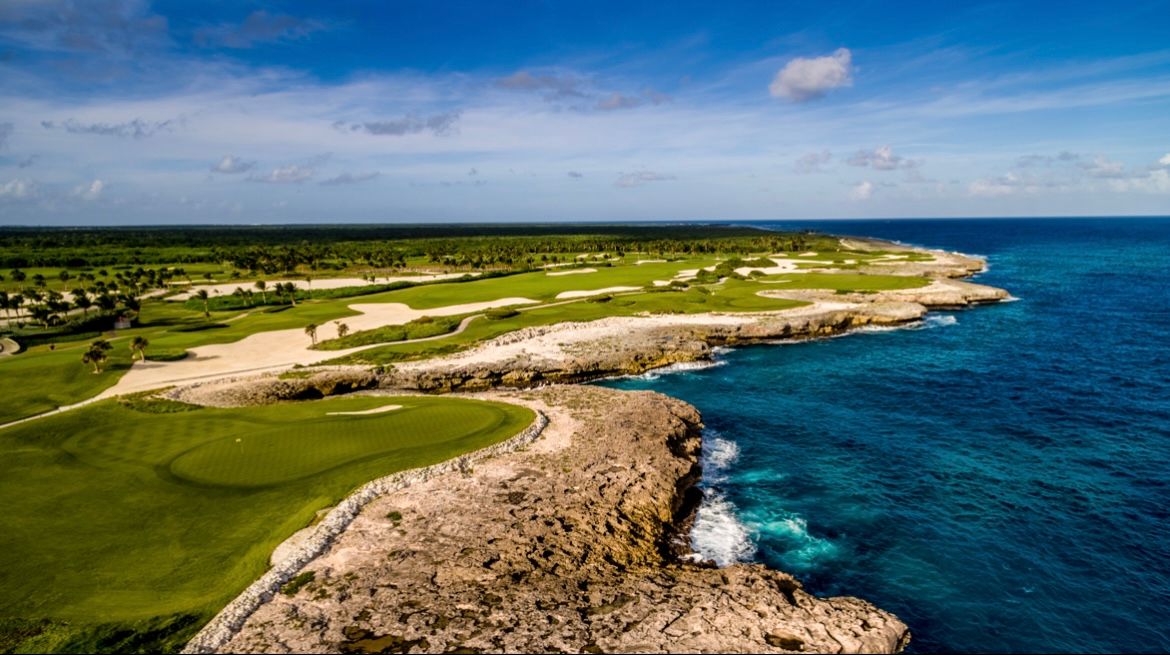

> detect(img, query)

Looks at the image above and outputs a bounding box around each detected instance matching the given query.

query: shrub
[144,349,188,362]
[587,294,612,303]
[281,571,315,596]
[172,323,228,332]
[485,307,519,320]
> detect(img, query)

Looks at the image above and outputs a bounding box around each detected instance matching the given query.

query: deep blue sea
[602,218,1170,653]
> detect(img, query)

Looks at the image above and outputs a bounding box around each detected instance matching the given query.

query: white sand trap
[799,251,817,257]
[635,259,666,265]
[169,272,479,301]
[734,258,799,277]
[327,404,402,416]
[547,268,596,277]
[555,286,641,300]
[652,280,671,287]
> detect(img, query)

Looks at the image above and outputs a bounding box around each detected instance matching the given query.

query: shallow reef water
[602,217,1170,652]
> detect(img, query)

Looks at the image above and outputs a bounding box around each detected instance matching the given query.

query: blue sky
[1,0,1169,224]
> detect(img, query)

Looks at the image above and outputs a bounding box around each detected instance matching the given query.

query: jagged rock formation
[219,386,910,654]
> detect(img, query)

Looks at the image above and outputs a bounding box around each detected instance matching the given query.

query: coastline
[48,235,1003,653]
[215,386,913,654]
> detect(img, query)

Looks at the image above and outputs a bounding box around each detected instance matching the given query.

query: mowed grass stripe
[0,395,533,652]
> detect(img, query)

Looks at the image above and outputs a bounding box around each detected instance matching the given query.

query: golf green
[0,394,534,652]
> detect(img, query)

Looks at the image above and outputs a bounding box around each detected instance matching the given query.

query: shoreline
[215,386,913,654]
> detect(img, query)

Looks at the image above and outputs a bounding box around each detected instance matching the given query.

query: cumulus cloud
[615,171,676,188]
[494,71,585,100]
[210,155,255,174]
[0,178,35,200]
[1016,151,1080,167]
[795,150,832,174]
[42,118,177,139]
[567,171,583,178]
[848,145,917,170]
[770,48,853,102]
[319,171,379,186]
[71,179,104,200]
[0,0,169,55]
[0,122,12,150]
[596,93,643,111]
[195,11,326,49]
[849,180,874,200]
[1110,169,1170,193]
[1080,155,1127,178]
[594,90,671,111]
[966,173,1059,196]
[249,165,314,184]
[336,112,461,137]
[1159,153,1170,167]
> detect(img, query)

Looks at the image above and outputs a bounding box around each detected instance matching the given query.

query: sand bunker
[326,404,402,416]
[169,273,478,301]
[554,286,641,300]
[635,259,667,265]
[546,268,596,277]
[99,297,539,398]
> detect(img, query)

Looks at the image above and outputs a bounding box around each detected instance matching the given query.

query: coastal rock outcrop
[218,386,910,654]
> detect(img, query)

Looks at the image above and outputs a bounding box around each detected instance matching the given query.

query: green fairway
[0,395,534,653]
[759,272,931,291]
[327,281,811,365]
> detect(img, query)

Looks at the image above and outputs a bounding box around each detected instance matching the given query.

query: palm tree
[304,323,318,345]
[72,289,92,317]
[335,321,349,339]
[254,279,267,303]
[130,336,149,362]
[195,289,210,319]
[304,275,313,299]
[284,282,297,306]
[81,339,112,374]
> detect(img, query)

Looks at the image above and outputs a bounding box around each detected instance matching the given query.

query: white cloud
[1080,155,1126,178]
[1158,153,1170,167]
[769,48,853,102]
[1108,169,1170,193]
[615,171,676,188]
[850,180,874,200]
[249,165,314,184]
[795,150,832,174]
[71,179,104,200]
[0,178,34,199]
[848,145,916,170]
[211,155,256,174]
[318,171,379,186]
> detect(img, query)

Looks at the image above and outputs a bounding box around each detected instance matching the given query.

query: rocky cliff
[219,386,910,654]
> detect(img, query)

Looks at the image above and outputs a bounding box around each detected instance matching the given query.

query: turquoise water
[602,218,1170,653]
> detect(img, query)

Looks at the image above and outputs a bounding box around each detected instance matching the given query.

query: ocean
[601,217,1170,653]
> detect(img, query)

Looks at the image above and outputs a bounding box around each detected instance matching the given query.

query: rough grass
[0,395,534,653]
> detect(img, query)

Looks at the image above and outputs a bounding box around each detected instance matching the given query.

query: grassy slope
[0,395,533,653]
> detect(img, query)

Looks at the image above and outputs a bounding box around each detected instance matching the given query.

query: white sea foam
[918,314,958,329]
[630,358,726,380]
[760,514,839,568]
[705,437,740,470]
[690,492,757,566]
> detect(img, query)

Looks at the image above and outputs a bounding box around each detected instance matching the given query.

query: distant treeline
[0,223,836,270]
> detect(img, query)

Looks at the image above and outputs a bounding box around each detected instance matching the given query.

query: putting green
[0,394,534,653]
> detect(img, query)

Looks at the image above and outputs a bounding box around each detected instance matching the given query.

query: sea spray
[690,432,756,565]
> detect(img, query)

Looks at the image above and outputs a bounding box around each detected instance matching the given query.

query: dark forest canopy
[0,223,835,271]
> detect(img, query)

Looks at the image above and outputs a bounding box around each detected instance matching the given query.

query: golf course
[0,224,959,652]
[0,394,533,653]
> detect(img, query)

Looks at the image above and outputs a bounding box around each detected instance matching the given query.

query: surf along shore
[4,234,1007,653]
